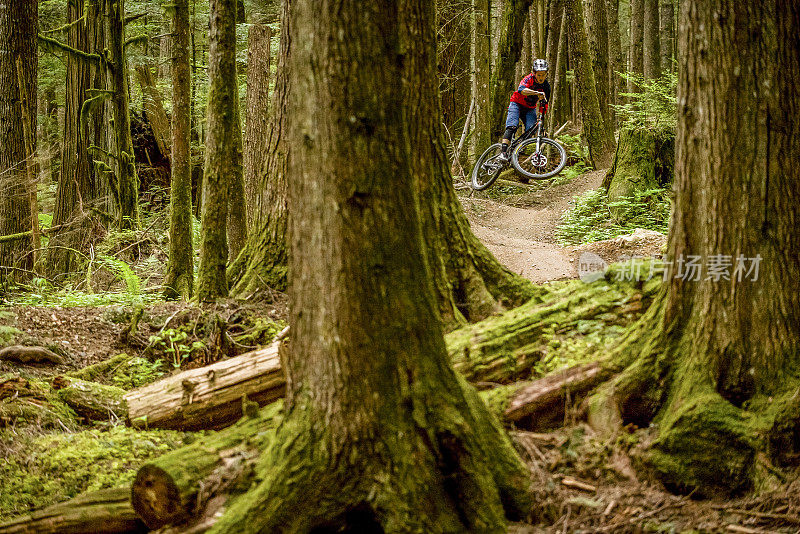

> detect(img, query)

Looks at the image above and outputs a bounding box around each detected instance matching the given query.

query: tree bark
[437,0,471,135]
[564,0,615,168]
[197,0,237,301]
[163,0,194,300]
[642,0,660,79]
[226,87,247,261]
[628,0,644,91]
[243,23,271,229]
[589,0,800,495]
[0,0,37,278]
[124,343,284,431]
[202,0,533,531]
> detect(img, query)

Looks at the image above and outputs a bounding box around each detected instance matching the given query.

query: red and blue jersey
[510,74,551,110]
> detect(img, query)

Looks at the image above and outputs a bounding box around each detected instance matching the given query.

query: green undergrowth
[1,278,164,308]
[556,188,670,245]
[0,373,79,431]
[0,425,186,522]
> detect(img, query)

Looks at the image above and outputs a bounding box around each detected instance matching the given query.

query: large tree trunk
[231,0,536,327]
[0,0,37,278]
[163,0,194,300]
[200,0,533,531]
[46,0,100,278]
[197,0,238,301]
[226,88,247,261]
[564,0,615,168]
[134,64,171,160]
[243,22,271,229]
[589,0,800,496]
[642,0,660,79]
[602,127,674,208]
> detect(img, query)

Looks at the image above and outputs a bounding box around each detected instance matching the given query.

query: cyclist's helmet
[533,58,549,72]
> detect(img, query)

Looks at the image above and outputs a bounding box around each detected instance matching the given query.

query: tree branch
[38,33,102,63]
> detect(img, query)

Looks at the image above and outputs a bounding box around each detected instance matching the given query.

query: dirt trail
[465,170,606,283]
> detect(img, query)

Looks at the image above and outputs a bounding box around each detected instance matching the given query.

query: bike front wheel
[471,143,506,191]
[512,137,567,179]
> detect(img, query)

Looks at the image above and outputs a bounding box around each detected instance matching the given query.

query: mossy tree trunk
[437,0,471,135]
[602,127,674,213]
[0,0,37,278]
[659,0,674,74]
[231,0,536,327]
[103,0,139,230]
[204,1,532,531]
[589,0,800,495]
[197,0,238,301]
[163,0,194,300]
[226,88,247,261]
[564,0,615,168]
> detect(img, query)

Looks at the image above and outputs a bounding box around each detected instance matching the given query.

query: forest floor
[1,170,798,532]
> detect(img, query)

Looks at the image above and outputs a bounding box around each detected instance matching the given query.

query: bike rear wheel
[512,137,567,179]
[471,143,506,191]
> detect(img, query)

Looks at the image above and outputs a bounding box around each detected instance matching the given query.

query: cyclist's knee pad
[502,126,518,142]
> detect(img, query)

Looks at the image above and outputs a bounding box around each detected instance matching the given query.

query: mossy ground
[0,425,185,521]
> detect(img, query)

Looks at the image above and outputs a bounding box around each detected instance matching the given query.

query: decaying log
[131,401,282,530]
[0,346,64,365]
[504,361,611,429]
[0,487,147,534]
[124,342,284,431]
[54,378,128,422]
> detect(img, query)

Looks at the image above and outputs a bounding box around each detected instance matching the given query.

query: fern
[94,255,142,296]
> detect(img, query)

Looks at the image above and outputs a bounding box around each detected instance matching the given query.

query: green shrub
[557,188,671,245]
[614,71,677,132]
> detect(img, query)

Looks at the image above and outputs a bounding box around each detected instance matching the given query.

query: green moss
[0,375,79,430]
[0,325,21,345]
[479,383,523,418]
[0,426,185,521]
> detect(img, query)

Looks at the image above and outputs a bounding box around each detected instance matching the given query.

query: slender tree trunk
[628,0,644,90]
[659,0,674,74]
[545,0,563,77]
[196,0,237,300]
[642,0,660,79]
[227,89,247,261]
[553,11,569,127]
[488,0,536,139]
[437,0,471,135]
[472,0,492,151]
[0,0,37,278]
[590,0,800,495]
[515,9,531,81]
[163,0,194,300]
[606,0,624,124]
[587,0,611,123]
[564,0,615,168]
[205,1,532,531]
[158,20,171,80]
[243,22,271,229]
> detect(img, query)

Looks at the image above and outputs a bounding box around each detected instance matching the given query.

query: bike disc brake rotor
[530,152,547,167]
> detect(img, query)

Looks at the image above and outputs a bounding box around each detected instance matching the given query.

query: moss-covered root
[206,381,532,534]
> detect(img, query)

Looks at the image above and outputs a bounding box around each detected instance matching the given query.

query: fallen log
[0,487,147,534]
[0,346,65,365]
[504,361,611,429]
[124,342,284,431]
[125,273,656,431]
[54,378,128,422]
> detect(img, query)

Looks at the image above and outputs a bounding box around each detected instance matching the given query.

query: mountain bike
[470,96,567,191]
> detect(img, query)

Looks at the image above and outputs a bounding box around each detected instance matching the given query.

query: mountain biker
[498,58,551,161]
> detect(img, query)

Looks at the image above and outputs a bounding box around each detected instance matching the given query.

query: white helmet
[533,59,549,72]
